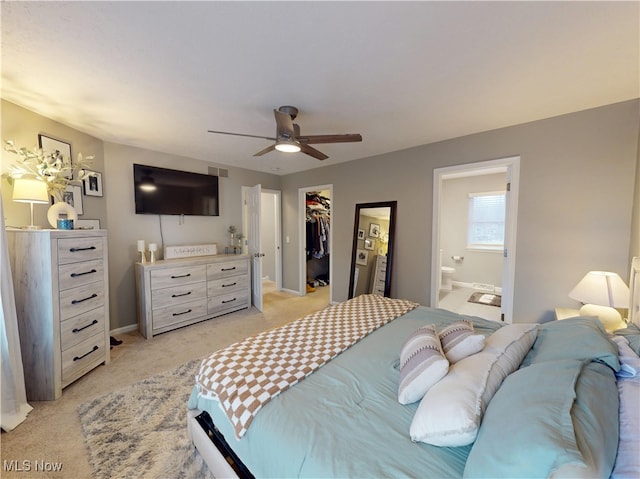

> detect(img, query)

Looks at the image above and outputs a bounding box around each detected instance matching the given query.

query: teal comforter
[188,309,620,478]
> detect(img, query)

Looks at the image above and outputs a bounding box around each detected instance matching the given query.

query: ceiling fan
[208,106,362,160]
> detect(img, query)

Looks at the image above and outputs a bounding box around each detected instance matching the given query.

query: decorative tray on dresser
[135,254,251,338]
[6,229,110,401]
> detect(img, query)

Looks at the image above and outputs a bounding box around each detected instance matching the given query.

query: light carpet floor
[0,286,329,479]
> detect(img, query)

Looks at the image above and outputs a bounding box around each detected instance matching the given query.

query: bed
[187,259,640,479]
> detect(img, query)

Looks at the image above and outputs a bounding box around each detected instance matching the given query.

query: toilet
[441,266,455,292]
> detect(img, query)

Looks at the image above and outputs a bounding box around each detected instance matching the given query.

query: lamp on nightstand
[12,177,49,230]
[569,271,629,332]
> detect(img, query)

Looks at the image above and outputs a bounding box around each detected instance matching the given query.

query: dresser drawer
[208,290,249,316]
[151,282,207,310]
[207,259,248,280]
[207,275,249,296]
[61,333,106,384]
[152,299,208,330]
[61,307,105,351]
[58,259,104,291]
[151,265,206,290]
[57,237,104,265]
[59,281,105,321]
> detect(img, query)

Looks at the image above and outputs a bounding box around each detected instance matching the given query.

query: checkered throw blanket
[195,294,419,438]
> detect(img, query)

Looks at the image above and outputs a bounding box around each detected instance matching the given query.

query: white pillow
[439,320,485,363]
[398,325,449,405]
[410,323,538,446]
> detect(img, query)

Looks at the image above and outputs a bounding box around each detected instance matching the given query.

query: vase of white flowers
[3,139,94,227]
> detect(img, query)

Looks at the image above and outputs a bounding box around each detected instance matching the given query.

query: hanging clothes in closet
[306,192,330,288]
[306,192,330,260]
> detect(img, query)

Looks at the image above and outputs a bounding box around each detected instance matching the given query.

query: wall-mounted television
[133,164,219,216]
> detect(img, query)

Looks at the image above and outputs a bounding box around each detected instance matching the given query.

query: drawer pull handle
[222,297,237,304]
[71,269,98,278]
[72,319,99,333]
[173,309,192,317]
[73,345,99,361]
[70,246,97,252]
[72,293,98,304]
[222,282,237,288]
[221,267,237,272]
[172,291,192,298]
[171,273,192,279]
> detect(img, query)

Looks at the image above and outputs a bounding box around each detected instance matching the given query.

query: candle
[137,240,145,252]
[149,243,157,252]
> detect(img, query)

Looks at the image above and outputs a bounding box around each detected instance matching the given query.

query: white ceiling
[2,1,638,176]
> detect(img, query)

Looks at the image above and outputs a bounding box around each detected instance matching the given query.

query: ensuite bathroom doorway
[431,157,520,323]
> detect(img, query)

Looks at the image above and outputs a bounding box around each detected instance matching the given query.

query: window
[468,191,505,250]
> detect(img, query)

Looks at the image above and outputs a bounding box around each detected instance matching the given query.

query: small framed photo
[357,229,365,240]
[56,185,84,215]
[83,170,103,197]
[76,219,100,230]
[364,238,374,250]
[356,249,369,266]
[369,223,380,238]
[39,134,72,179]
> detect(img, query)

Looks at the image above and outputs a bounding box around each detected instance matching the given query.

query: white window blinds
[468,192,506,249]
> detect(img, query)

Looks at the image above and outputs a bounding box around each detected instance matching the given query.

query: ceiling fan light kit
[208,105,362,160]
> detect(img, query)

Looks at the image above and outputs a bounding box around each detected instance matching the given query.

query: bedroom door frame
[431,156,520,323]
[298,184,333,303]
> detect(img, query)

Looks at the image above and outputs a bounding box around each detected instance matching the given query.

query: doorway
[299,184,333,306]
[242,186,282,312]
[431,157,520,323]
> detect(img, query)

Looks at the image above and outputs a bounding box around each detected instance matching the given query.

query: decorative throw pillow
[410,323,538,446]
[439,320,486,363]
[398,325,449,405]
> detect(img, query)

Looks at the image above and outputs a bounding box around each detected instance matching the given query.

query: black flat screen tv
[134,164,219,216]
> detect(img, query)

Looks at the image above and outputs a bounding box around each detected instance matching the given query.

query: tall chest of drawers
[135,254,251,338]
[369,255,388,296]
[7,229,110,401]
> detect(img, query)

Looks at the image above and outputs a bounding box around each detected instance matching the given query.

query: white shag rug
[78,359,214,479]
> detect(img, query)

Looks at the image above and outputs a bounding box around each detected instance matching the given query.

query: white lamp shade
[569,271,630,309]
[12,178,49,204]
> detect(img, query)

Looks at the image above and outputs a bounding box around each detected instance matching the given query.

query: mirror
[348,201,397,299]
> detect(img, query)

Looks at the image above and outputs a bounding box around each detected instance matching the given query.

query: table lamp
[12,177,49,229]
[569,271,629,331]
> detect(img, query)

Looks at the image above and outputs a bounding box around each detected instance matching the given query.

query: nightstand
[555,307,580,320]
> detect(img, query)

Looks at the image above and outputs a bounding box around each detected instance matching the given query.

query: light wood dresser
[7,229,110,401]
[135,254,251,338]
[369,255,388,296]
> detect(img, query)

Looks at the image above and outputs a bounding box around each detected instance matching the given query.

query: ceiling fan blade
[208,130,276,141]
[297,134,362,144]
[299,143,328,160]
[253,144,276,157]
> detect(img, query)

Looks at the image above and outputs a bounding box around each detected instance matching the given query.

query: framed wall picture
[357,229,365,240]
[364,238,374,250]
[356,249,369,266]
[369,223,380,238]
[83,170,103,197]
[57,185,84,215]
[39,134,72,179]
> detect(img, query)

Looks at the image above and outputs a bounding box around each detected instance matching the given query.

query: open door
[246,184,263,311]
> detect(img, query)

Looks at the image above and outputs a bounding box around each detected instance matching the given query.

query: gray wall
[441,173,505,288]
[102,142,281,330]
[281,100,639,323]
[3,99,639,328]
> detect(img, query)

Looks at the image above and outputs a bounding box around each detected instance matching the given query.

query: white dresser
[369,255,388,296]
[135,254,251,338]
[7,229,110,401]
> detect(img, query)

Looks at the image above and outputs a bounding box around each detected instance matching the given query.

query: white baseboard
[452,281,502,294]
[280,288,303,296]
[110,324,138,336]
